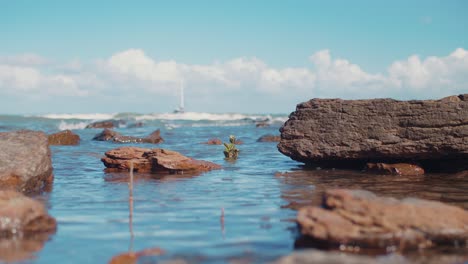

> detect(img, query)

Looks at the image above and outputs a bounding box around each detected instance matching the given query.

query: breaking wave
[37,112,286,122]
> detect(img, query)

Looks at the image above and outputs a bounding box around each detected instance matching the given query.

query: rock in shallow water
[0,130,53,193]
[93,129,164,144]
[48,129,80,145]
[86,119,125,129]
[0,190,56,236]
[365,163,425,176]
[297,189,468,251]
[101,147,221,174]
[202,138,222,145]
[257,134,281,142]
[278,95,468,172]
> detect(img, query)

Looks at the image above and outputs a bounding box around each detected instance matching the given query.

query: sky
[1,0,467,114]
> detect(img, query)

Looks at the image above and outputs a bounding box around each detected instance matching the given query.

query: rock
[278,95,468,172]
[101,147,221,174]
[297,189,468,251]
[86,119,125,129]
[109,247,164,264]
[48,130,80,145]
[273,249,468,264]
[365,163,425,175]
[257,134,281,142]
[256,121,270,128]
[273,249,393,264]
[93,129,164,144]
[0,190,56,236]
[202,138,222,145]
[0,130,53,193]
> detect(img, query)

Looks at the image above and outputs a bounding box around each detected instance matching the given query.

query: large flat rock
[297,189,468,251]
[102,147,221,174]
[0,130,53,193]
[278,95,468,172]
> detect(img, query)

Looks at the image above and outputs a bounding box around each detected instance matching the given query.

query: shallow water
[0,113,467,263]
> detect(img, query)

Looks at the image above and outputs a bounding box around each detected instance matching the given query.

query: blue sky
[1,0,467,114]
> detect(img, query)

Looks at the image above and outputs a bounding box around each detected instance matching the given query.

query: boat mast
[180,79,184,111]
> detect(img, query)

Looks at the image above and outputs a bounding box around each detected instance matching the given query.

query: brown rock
[365,163,425,175]
[86,119,125,129]
[0,130,53,193]
[256,121,270,128]
[297,189,468,251]
[278,95,468,172]
[48,130,80,145]
[101,147,221,174]
[93,129,163,144]
[257,134,281,142]
[202,138,222,145]
[109,248,164,264]
[0,190,56,236]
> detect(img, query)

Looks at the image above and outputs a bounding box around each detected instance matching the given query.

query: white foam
[58,121,88,130]
[135,112,266,121]
[40,113,116,120]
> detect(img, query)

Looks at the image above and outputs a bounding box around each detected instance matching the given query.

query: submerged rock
[257,134,281,142]
[273,249,468,264]
[101,147,221,174]
[278,95,468,172]
[202,138,222,145]
[93,129,164,144]
[0,130,53,193]
[297,189,468,251]
[0,190,56,236]
[109,247,164,264]
[86,119,125,129]
[48,129,80,145]
[273,249,391,264]
[365,163,425,176]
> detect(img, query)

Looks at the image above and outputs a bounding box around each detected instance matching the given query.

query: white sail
[174,79,185,113]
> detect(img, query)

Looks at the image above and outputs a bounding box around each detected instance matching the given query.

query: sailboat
[173,79,185,114]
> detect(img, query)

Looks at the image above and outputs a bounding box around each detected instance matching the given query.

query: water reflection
[0,232,55,262]
[277,168,468,210]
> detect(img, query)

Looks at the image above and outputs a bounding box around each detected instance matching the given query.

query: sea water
[0,113,467,263]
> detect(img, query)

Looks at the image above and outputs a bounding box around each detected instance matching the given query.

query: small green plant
[223,135,239,159]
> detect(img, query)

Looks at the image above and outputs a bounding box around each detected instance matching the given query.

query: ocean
[0,112,467,263]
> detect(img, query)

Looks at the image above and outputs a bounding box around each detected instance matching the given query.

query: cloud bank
[0,48,467,113]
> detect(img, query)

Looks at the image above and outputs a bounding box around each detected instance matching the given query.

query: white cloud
[0,48,467,112]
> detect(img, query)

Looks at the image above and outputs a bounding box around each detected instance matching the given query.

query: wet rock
[278,95,468,172]
[273,249,468,264]
[109,247,164,264]
[256,121,270,128]
[365,163,424,176]
[93,129,164,144]
[297,189,468,251]
[202,138,222,145]
[0,190,56,236]
[101,147,221,174]
[0,130,53,193]
[86,119,125,129]
[273,249,393,264]
[257,134,281,142]
[48,129,80,145]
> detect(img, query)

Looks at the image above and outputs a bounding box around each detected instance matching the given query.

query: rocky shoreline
[0,94,467,263]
